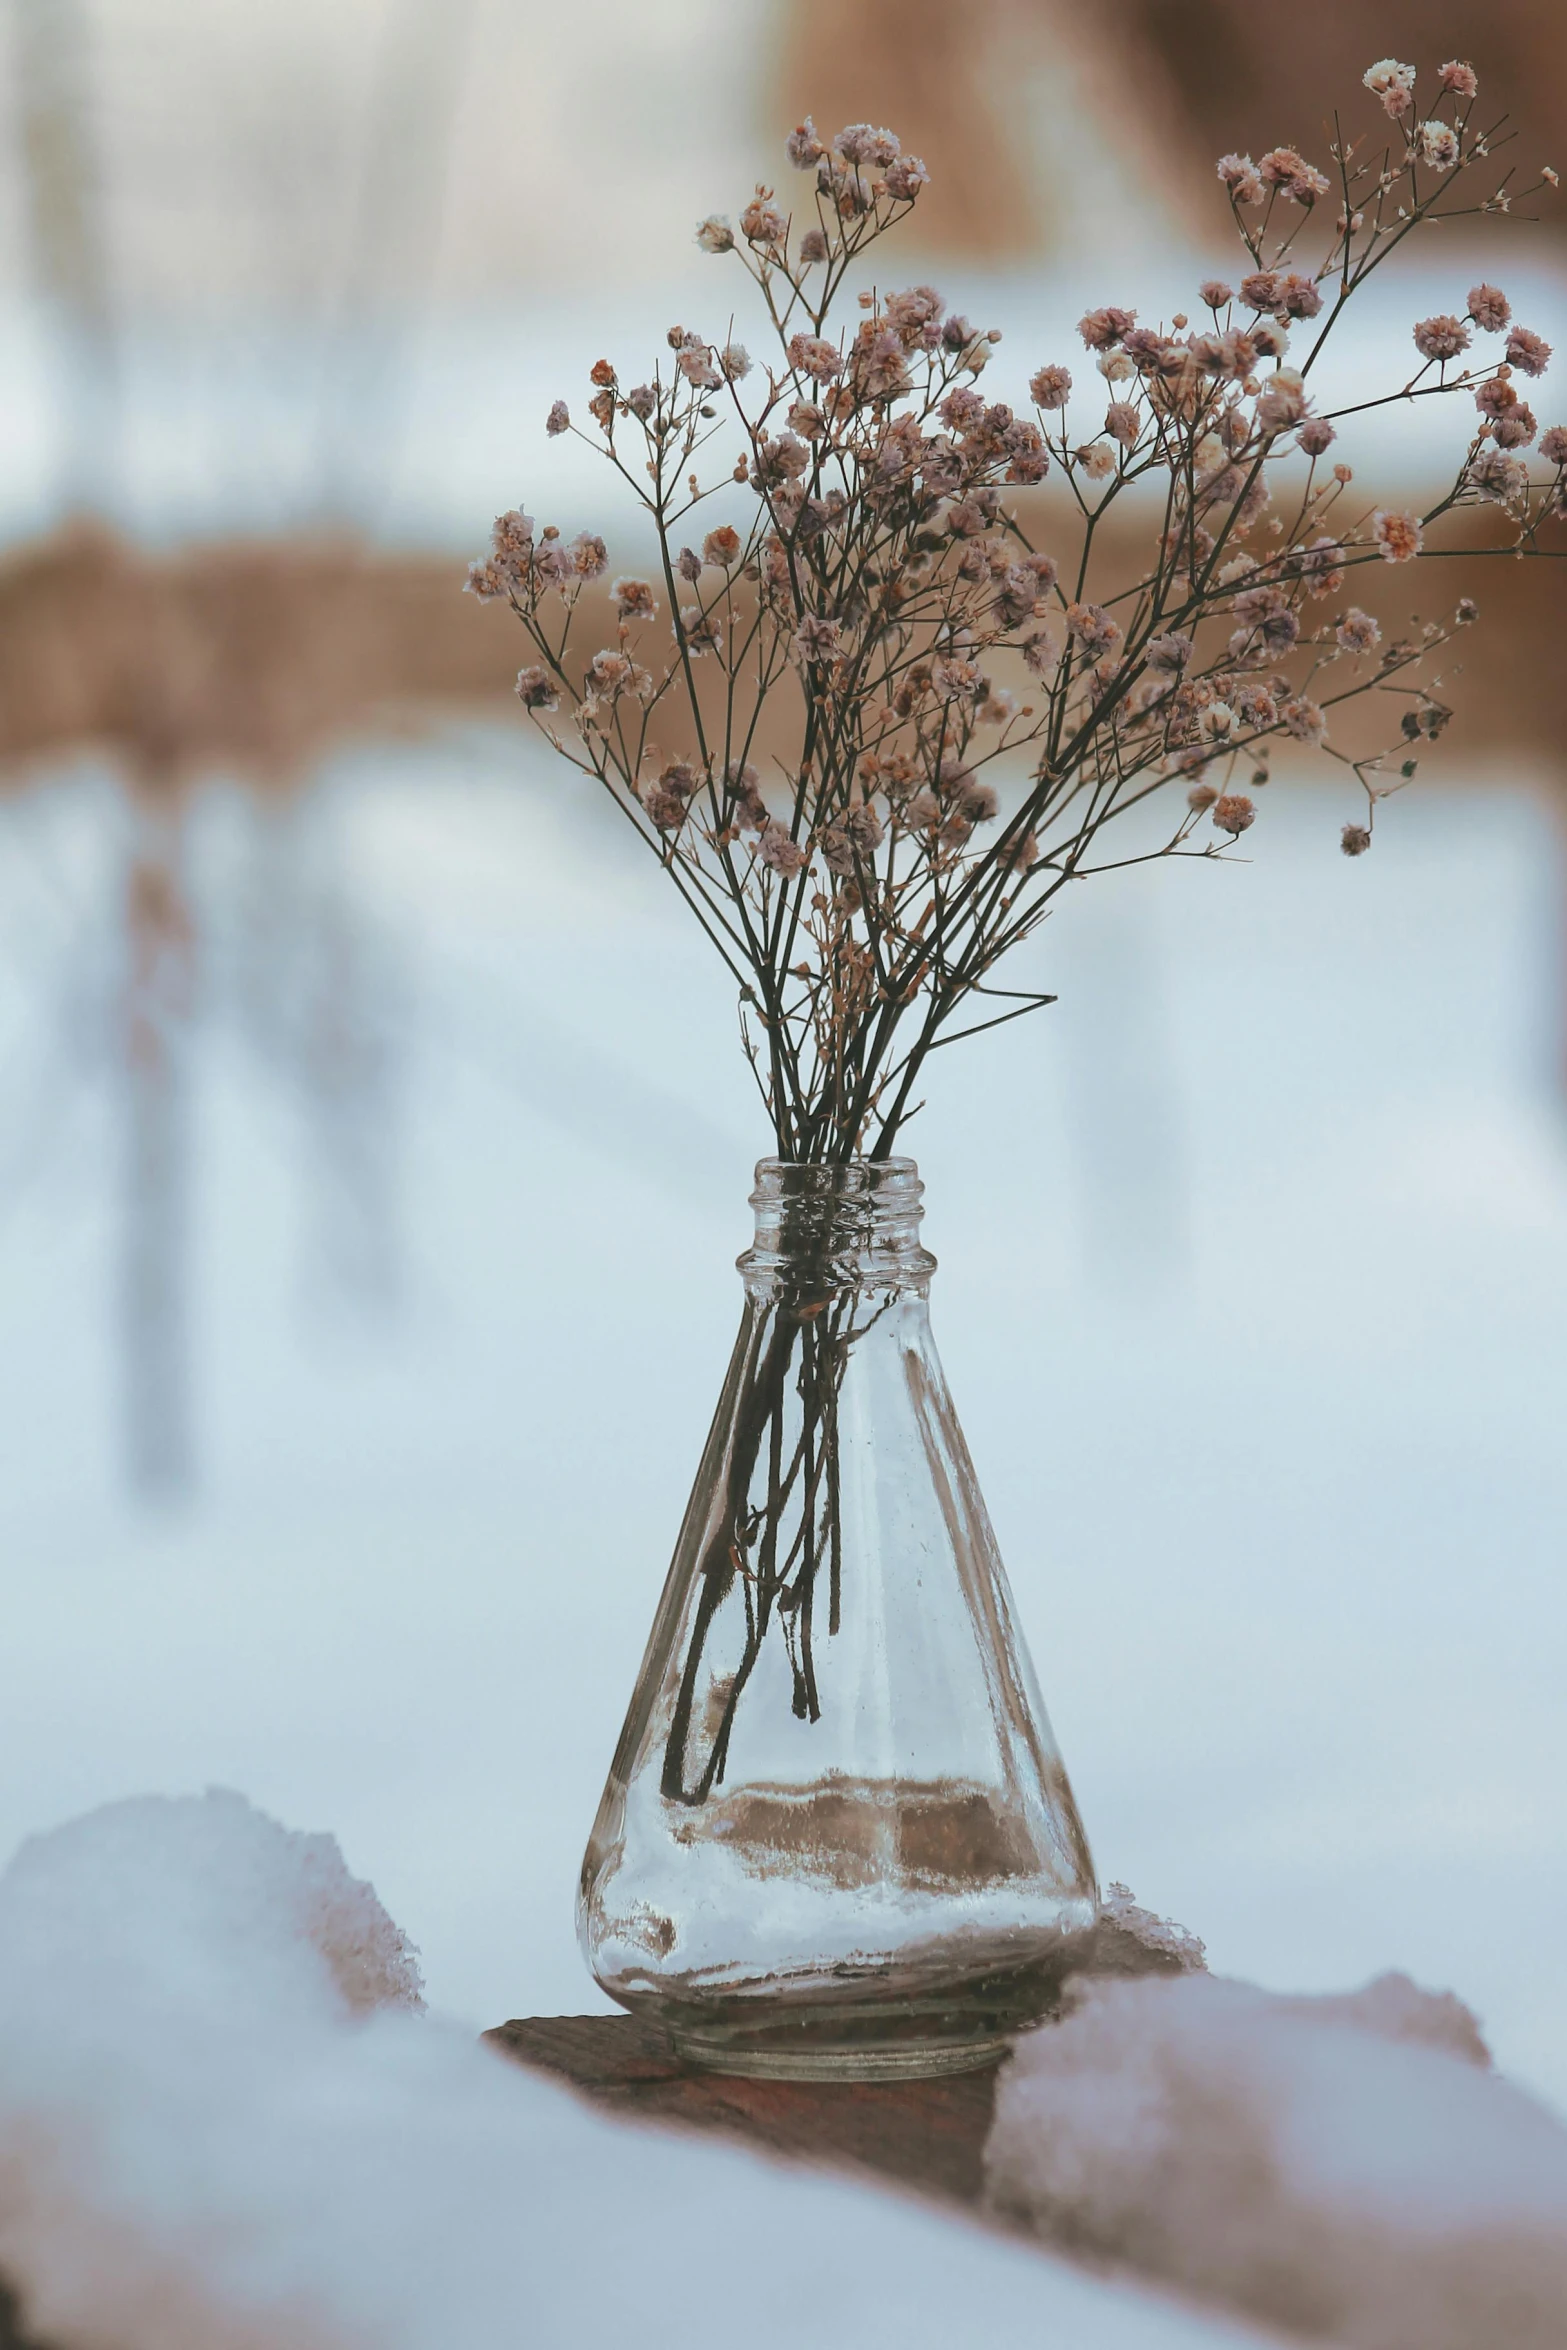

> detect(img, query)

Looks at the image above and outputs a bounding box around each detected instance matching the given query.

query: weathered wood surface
[485,2012,1001,2211]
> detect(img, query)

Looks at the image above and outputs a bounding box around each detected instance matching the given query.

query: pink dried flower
[798,227,829,264]
[588,649,633,694]
[1281,695,1327,744]
[1104,402,1140,448]
[625,384,656,421]
[852,325,912,401]
[695,216,734,255]
[758,822,809,874]
[956,779,999,823]
[883,285,945,344]
[611,575,657,618]
[1491,404,1536,449]
[1437,60,1478,100]
[786,117,826,169]
[678,345,721,389]
[1258,147,1330,203]
[793,613,843,665]
[702,525,742,568]
[679,606,723,655]
[741,194,788,247]
[1022,628,1059,675]
[1372,509,1423,561]
[788,332,842,382]
[571,531,608,581]
[1217,152,1265,205]
[1277,272,1324,320]
[1298,416,1337,456]
[1468,447,1528,502]
[883,153,930,201]
[464,557,508,601]
[1077,442,1115,480]
[1004,420,1049,482]
[1254,369,1309,433]
[835,122,900,167]
[1414,314,1471,362]
[492,509,535,559]
[1067,602,1122,660]
[1505,326,1552,377]
[1146,632,1191,672]
[1029,364,1072,409]
[1475,376,1518,419]
[546,400,570,436]
[1250,319,1290,362]
[1539,426,1567,465]
[1078,306,1136,350]
[1336,608,1381,654]
[1001,830,1040,871]
[1363,58,1416,117]
[1469,283,1511,331]
[1200,278,1233,309]
[1238,270,1280,311]
[514,664,558,710]
[1212,793,1256,834]
[1341,823,1372,856]
[1416,121,1459,172]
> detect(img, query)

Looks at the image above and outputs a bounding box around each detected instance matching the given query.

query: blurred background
[0,0,1565,2101]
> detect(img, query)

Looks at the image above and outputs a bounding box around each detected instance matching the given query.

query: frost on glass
[580,1160,1096,2078]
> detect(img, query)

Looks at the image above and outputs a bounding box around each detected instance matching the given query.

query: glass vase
[578,1158,1097,2078]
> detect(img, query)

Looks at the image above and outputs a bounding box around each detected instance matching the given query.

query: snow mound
[0,1791,1265,2350]
[987,1968,1567,2350]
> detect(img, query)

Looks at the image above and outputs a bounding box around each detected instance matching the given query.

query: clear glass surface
[579,1159,1096,2078]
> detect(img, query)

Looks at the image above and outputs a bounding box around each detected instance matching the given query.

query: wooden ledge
[485,2013,1001,2209]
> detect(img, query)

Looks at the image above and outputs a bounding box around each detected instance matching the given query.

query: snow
[0,1787,1270,2350]
[988,1966,1567,2349]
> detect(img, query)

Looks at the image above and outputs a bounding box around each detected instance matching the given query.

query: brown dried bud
[1341,824,1372,857]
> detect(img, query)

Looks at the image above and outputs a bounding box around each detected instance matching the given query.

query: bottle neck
[738,1159,936,1303]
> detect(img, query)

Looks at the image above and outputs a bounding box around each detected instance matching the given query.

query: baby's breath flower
[882,154,930,200]
[1105,402,1140,448]
[1146,632,1191,672]
[1249,320,1290,361]
[546,400,570,436]
[1077,442,1115,479]
[1469,283,1511,331]
[1475,375,1518,419]
[1437,60,1478,99]
[1336,608,1381,654]
[1467,446,1529,503]
[797,227,829,264]
[1254,369,1308,434]
[1238,269,1280,311]
[1456,596,1479,623]
[785,118,826,169]
[1199,278,1233,309]
[1539,426,1567,465]
[1217,152,1265,205]
[759,821,809,874]
[695,215,734,255]
[1416,121,1459,172]
[677,547,702,583]
[515,664,558,710]
[721,343,752,380]
[1414,314,1471,362]
[1280,695,1327,744]
[464,557,508,601]
[571,532,609,581]
[1022,628,1060,675]
[1363,58,1416,118]
[1078,306,1136,350]
[625,384,656,421]
[1067,602,1122,660]
[1372,509,1423,561]
[1029,364,1072,409]
[1258,147,1330,204]
[788,332,842,382]
[679,606,723,656]
[741,193,788,246]
[1505,326,1552,377]
[611,575,657,619]
[793,614,843,666]
[1341,823,1372,855]
[1298,416,1337,456]
[1491,403,1537,449]
[1212,793,1255,834]
[702,525,742,569]
[1277,272,1324,320]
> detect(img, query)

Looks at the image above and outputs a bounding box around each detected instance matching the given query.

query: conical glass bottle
[579,1158,1097,2078]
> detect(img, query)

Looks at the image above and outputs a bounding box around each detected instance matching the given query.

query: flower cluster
[469,69,1562,1163]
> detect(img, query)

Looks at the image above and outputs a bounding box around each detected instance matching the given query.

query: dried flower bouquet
[471,58,1561,1171]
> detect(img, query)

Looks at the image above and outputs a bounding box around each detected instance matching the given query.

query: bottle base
[667,2025,1010,2080]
